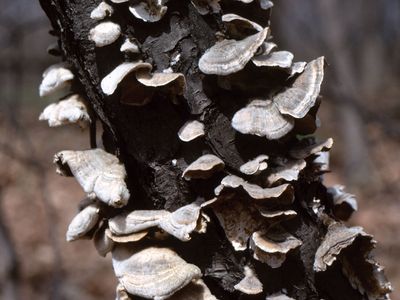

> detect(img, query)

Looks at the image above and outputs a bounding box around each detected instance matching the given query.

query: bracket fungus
[178,120,205,142]
[240,155,269,175]
[232,99,295,140]
[135,70,185,93]
[314,223,368,272]
[327,185,358,221]
[273,56,325,119]
[54,149,130,208]
[234,266,263,295]
[257,209,297,224]
[110,203,204,241]
[252,50,294,69]
[120,38,140,53]
[199,27,269,75]
[106,229,149,244]
[66,204,100,242]
[109,210,169,235]
[314,222,392,298]
[90,2,114,20]
[168,279,218,300]
[215,175,294,204]
[266,158,307,184]
[38,1,392,299]
[205,196,265,251]
[232,57,325,140]
[250,229,302,268]
[39,94,91,128]
[183,154,225,180]
[101,61,152,95]
[39,63,74,97]
[112,246,202,299]
[289,137,333,160]
[158,202,203,241]
[89,21,121,47]
[289,61,307,77]
[129,0,168,23]
[222,14,263,39]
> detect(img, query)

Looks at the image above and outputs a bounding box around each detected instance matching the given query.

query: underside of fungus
[38,0,392,299]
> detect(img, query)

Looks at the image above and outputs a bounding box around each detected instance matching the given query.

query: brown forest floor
[0,108,398,300]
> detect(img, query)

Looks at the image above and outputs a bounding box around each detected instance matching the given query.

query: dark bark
[38,1,391,299]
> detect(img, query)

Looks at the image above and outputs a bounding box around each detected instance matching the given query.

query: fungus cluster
[38,0,392,299]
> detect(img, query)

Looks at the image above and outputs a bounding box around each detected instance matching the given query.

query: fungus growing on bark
[158,202,203,241]
[39,63,74,97]
[66,204,100,242]
[90,2,114,20]
[109,210,169,235]
[222,13,263,38]
[183,154,225,180]
[215,175,293,204]
[168,279,218,300]
[199,28,269,75]
[204,196,265,251]
[289,61,307,77]
[135,70,185,93]
[327,185,358,220]
[106,229,148,243]
[314,223,367,272]
[89,21,121,47]
[250,229,302,268]
[178,120,205,142]
[109,202,204,241]
[112,246,202,299]
[128,0,167,23]
[38,0,392,298]
[266,158,307,184]
[252,50,294,69]
[289,137,333,159]
[100,61,152,95]
[234,266,263,294]
[54,149,130,208]
[273,57,325,119]
[239,154,269,175]
[232,99,295,140]
[120,38,140,53]
[39,94,91,128]
[314,222,392,299]
[257,209,297,224]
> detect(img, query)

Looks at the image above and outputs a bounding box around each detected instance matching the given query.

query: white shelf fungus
[54,149,130,208]
[39,94,91,128]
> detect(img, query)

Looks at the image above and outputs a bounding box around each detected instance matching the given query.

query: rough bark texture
[38,1,391,299]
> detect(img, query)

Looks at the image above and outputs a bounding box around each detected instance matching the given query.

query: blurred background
[0,0,399,299]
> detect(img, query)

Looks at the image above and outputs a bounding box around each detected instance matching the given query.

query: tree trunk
[38,1,392,299]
